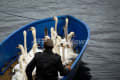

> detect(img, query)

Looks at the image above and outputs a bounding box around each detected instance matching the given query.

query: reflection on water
[73,61,92,80]
[0,0,120,80]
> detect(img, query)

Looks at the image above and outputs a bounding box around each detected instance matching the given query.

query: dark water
[0,0,120,80]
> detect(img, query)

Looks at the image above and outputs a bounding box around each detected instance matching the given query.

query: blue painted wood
[0,15,90,79]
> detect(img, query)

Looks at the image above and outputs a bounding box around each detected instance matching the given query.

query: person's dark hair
[44,39,53,49]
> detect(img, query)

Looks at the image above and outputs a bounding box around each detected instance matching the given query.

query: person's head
[44,39,53,50]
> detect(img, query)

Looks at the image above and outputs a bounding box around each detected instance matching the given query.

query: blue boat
[0,15,90,79]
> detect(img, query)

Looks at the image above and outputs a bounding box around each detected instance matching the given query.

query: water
[0,0,120,80]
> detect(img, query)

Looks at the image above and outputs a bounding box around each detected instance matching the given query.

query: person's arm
[25,55,36,80]
[58,56,71,76]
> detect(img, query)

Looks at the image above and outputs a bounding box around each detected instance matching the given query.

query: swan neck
[23,31,27,53]
[55,19,58,33]
[32,30,37,44]
[33,44,37,54]
[19,46,25,55]
[65,19,68,42]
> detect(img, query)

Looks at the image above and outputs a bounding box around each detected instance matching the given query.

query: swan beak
[73,35,75,37]
[37,44,40,47]
[67,45,71,48]
[53,16,58,21]
[61,43,65,47]
[16,46,19,48]
[72,33,75,37]
[28,28,32,31]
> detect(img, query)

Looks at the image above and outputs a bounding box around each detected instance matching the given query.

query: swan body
[12,63,27,80]
[12,70,26,80]
[58,40,78,65]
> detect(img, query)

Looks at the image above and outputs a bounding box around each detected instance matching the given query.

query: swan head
[29,27,35,31]
[44,36,50,41]
[53,16,58,22]
[29,27,36,33]
[29,27,36,40]
[69,32,75,37]
[51,27,54,32]
[16,44,25,53]
[65,18,68,25]
[23,30,27,36]
[16,44,24,49]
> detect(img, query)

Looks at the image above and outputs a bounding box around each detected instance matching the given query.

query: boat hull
[0,15,90,79]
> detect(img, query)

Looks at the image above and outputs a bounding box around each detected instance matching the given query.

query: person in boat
[26,39,71,80]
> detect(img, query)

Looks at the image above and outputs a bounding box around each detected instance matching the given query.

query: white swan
[23,30,33,63]
[12,44,27,80]
[56,40,77,65]
[17,44,27,66]
[29,27,43,54]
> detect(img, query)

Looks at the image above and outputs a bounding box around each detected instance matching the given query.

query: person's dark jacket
[26,49,70,80]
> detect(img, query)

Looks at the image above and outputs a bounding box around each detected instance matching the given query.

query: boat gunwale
[0,15,66,45]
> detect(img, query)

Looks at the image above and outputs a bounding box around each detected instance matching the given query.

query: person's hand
[65,65,71,70]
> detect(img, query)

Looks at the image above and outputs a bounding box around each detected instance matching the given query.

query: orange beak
[28,28,32,31]
[16,46,19,48]
[37,44,40,47]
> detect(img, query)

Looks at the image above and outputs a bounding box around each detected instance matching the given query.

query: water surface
[0,0,120,80]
